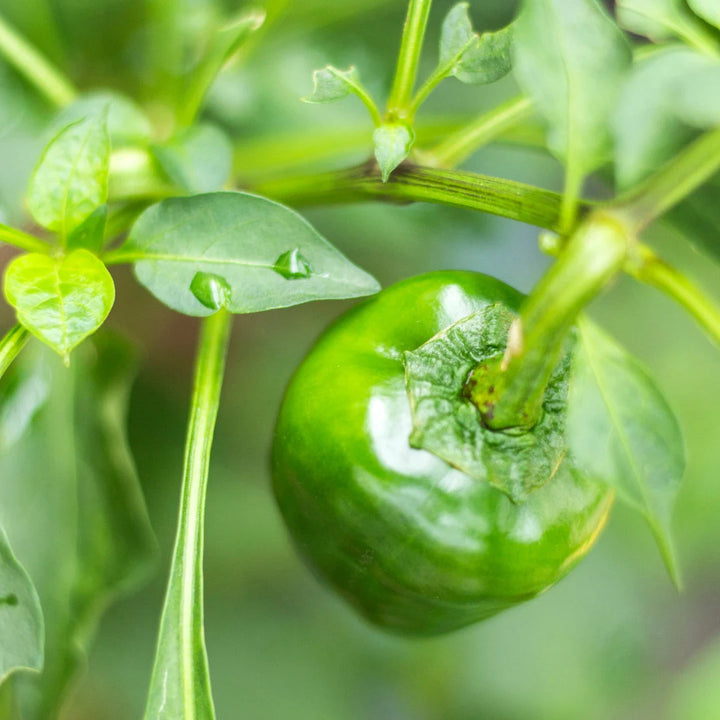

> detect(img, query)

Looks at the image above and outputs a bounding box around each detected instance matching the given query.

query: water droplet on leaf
[190,272,232,310]
[274,248,313,280]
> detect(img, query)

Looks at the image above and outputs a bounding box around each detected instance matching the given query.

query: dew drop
[273,248,313,280]
[190,272,232,310]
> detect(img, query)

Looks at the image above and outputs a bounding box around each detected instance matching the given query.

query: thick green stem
[611,126,720,233]
[256,163,579,231]
[0,14,76,107]
[473,215,628,431]
[143,309,232,720]
[386,0,433,118]
[0,324,29,382]
[421,96,534,168]
[627,245,720,348]
[0,223,50,254]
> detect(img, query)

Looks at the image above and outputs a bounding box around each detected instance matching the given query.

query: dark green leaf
[405,305,574,502]
[152,124,233,194]
[0,525,43,685]
[116,191,380,316]
[439,3,514,85]
[66,205,107,253]
[302,65,361,103]
[567,319,685,585]
[49,91,152,147]
[514,0,632,177]
[3,250,115,360]
[688,0,720,29]
[0,337,156,719]
[373,123,414,182]
[613,46,712,188]
[27,112,110,241]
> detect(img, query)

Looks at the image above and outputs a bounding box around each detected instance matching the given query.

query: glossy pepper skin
[272,271,613,635]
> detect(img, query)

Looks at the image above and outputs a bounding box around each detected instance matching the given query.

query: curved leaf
[0,525,43,685]
[567,319,685,585]
[439,3,514,85]
[114,191,380,316]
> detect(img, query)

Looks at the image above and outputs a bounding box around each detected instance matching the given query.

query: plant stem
[473,214,628,430]
[421,96,534,168]
[0,223,50,254]
[0,325,29,382]
[143,309,232,720]
[386,0,433,119]
[627,245,720,348]
[256,162,578,231]
[344,78,384,127]
[0,13,76,108]
[611,126,720,233]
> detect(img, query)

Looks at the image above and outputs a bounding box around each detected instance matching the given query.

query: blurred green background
[1,1,720,719]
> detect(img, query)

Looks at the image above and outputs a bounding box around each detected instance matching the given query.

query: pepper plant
[0,0,720,717]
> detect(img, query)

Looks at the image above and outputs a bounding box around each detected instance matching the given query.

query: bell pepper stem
[627,244,720,349]
[386,0,433,119]
[0,324,29,383]
[143,309,231,719]
[0,13,76,108]
[470,215,628,431]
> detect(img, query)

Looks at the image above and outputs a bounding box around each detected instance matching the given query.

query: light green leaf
[27,112,110,241]
[674,63,720,128]
[0,337,156,719]
[0,525,43,685]
[688,0,720,29]
[373,123,414,182]
[439,3,514,85]
[3,250,115,359]
[567,319,685,585]
[514,0,632,177]
[152,124,233,194]
[115,191,380,316]
[613,46,713,188]
[49,91,152,146]
[302,65,361,103]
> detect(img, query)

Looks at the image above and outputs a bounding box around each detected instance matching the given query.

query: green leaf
[439,3,514,85]
[0,337,156,719]
[49,91,152,147]
[114,191,380,316]
[3,250,115,360]
[673,62,720,128]
[688,0,720,29]
[373,123,414,182]
[567,319,685,585]
[613,46,712,188]
[0,525,43,685]
[405,305,574,502]
[302,65,361,103]
[66,205,107,253]
[514,0,632,176]
[152,124,233,194]
[27,112,110,241]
